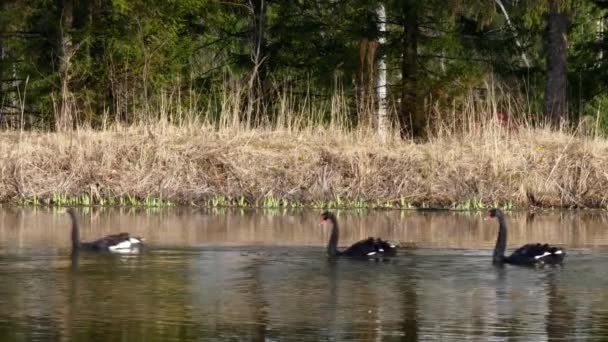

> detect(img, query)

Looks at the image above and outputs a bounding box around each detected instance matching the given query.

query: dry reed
[1,119,607,208]
[2,80,608,209]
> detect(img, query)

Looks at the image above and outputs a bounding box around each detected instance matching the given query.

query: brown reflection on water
[1,207,608,251]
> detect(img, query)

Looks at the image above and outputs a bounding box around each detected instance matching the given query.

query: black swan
[320,211,397,258]
[67,208,144,253]
[485,208,565,265]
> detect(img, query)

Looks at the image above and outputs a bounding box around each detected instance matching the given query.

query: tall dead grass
[2,81,608,208]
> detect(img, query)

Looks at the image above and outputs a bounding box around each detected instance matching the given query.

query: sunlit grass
[16,194,174,208]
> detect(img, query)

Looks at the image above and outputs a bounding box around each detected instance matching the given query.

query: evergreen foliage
[0,0,607,135]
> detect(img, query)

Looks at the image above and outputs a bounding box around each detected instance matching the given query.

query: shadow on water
[545,269,575,340]
[399,257,418,341]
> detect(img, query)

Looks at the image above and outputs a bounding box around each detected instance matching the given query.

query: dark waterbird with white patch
[320,211,397,258]
[67,208,144,254]
[485,208,565,266]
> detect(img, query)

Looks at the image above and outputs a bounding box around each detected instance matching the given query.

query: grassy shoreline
[2,123,608,210]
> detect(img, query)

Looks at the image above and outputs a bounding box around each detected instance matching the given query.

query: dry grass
[1,118,608,209]
[2,76,606,208]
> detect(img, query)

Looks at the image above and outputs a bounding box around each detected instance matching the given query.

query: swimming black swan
[485,208,565,265]
[67,208,144,253]
[320,211,397,258]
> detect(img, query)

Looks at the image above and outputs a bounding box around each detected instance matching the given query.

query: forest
[1,0,608,209]
[1,0,607,137]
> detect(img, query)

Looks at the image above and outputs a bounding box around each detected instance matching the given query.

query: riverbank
[1,123,607,209]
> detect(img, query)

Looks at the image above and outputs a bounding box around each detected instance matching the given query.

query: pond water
[1,207,608,341]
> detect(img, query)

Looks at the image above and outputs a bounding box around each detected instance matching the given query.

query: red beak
[483,213,492,221]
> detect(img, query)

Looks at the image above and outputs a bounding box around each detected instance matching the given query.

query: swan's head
[320,211,335,225]
[485,208,503,220]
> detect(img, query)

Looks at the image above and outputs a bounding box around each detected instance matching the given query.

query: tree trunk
[356,38,378,128]
[544,0,568,127]
[247,0,266,127]
[0,33,4,116]
[56,0,75,131]
[597,18,605,66]
[376,4,389,141]
[399,1,422,139]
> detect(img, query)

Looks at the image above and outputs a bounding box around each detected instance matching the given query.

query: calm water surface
[1,207,608,341]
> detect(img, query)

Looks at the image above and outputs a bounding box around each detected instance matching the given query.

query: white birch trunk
[376,4,389,141]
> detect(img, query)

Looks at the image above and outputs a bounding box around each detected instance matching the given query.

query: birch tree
[376,3,389,140]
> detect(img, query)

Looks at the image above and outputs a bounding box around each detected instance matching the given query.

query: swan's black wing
[341,237,398,258]
[81,233,143,251]
[341,238,377,258]
[505,243,565,265]
[374,239,398,256]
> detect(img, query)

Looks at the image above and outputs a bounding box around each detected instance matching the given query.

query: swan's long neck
[327,217,340,257]
[493,215,507,263]
[70,213,80,251]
